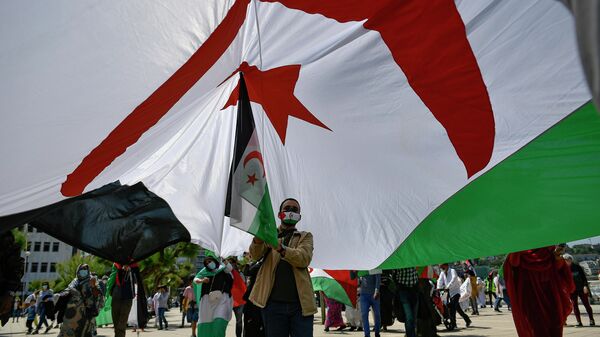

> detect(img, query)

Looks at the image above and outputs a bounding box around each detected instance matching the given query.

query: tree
[12,228,26,250]
[139,242,200,294]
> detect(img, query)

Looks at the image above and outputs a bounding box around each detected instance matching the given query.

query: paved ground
[2,304,599,336]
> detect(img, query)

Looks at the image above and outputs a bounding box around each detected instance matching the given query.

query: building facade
[19,224,77,291]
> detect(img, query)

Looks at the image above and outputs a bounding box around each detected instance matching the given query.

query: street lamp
[22,250,30,304]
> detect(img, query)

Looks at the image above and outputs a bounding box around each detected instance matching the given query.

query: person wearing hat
[248,198,317,337]
[193,251,234,337]
[563,254,595,326]
[153,285,169,330]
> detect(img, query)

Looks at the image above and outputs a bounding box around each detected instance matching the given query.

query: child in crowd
[25,299,36,334]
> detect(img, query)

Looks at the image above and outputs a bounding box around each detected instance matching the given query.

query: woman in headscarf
[323,295,346,332]
[55,264,103,337]
[193,251,233,337]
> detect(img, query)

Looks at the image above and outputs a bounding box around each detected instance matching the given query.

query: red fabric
[231,269,247,308]
[504,247,575,337]
[324,270,358,307]
[114,262,138,287]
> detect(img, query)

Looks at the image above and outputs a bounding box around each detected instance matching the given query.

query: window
[33,242,41,252]
[40,263,48,273]
[27,225,34,233]
[43,242,50,252]
[52,242,59,252]
[26,241,32,251]
[50,263,56,273]
[30,262,38,273]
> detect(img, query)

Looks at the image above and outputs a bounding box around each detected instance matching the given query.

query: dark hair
[279,198,300,212]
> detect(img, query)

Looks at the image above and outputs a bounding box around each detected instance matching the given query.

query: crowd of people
[2,199,599,337]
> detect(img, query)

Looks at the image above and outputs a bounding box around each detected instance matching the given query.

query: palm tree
[139,242,199,294]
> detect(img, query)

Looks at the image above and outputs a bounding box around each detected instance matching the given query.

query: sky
[569,235,600,246]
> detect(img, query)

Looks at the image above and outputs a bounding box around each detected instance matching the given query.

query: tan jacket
[248,230,317,316]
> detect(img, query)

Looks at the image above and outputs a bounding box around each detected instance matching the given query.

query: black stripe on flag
[0,182,190,263]
[225,73,255,217]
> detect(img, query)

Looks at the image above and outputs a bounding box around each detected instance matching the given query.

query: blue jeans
[262,301,313,337]
[158,307,168,329]
[502,290,512,309]
[397,289,417,337]
[36,306,49,331]
[359,293,380,337]
[493,295,505,309]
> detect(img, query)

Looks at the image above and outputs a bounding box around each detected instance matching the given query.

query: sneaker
[324,327,329,332]
[32,331,39,335]
[494,308,502,312]
[576,322,583,327]
[591,319,596,327]
[45,326,52,333]
[336,325,346,331]
[466,320,472,328]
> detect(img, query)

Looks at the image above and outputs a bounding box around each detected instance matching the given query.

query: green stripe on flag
[312,276,353,307]
[198,318,229,337]
[381,102,600,268]
[248,184,278,246]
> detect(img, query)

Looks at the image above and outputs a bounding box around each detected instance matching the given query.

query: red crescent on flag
[243,151,266,177]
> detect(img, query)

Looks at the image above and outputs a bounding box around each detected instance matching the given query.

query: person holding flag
[193,251,234,337]
[249,198,317,337]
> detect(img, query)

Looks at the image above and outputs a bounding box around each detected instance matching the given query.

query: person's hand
[268,239,282,251]
[373,290,380,300]
[584,286,589,295]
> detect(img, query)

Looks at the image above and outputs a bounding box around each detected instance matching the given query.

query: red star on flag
[246,173,258,186]
[223,62,331,144]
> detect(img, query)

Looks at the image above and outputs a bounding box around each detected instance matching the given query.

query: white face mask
[225,263,233,272]
[207,261,216,270]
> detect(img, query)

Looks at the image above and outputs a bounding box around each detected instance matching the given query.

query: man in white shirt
[493,272,508,312]
[437,263,471,330]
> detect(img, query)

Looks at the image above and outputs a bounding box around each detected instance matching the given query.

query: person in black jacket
[108,263,147,337]
[563,254,595,326]
[242,260,265,337]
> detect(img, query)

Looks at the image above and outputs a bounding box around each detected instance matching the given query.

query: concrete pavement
[2,304,599,336]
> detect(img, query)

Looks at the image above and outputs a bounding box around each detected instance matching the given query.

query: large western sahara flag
[0,1,599,268]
